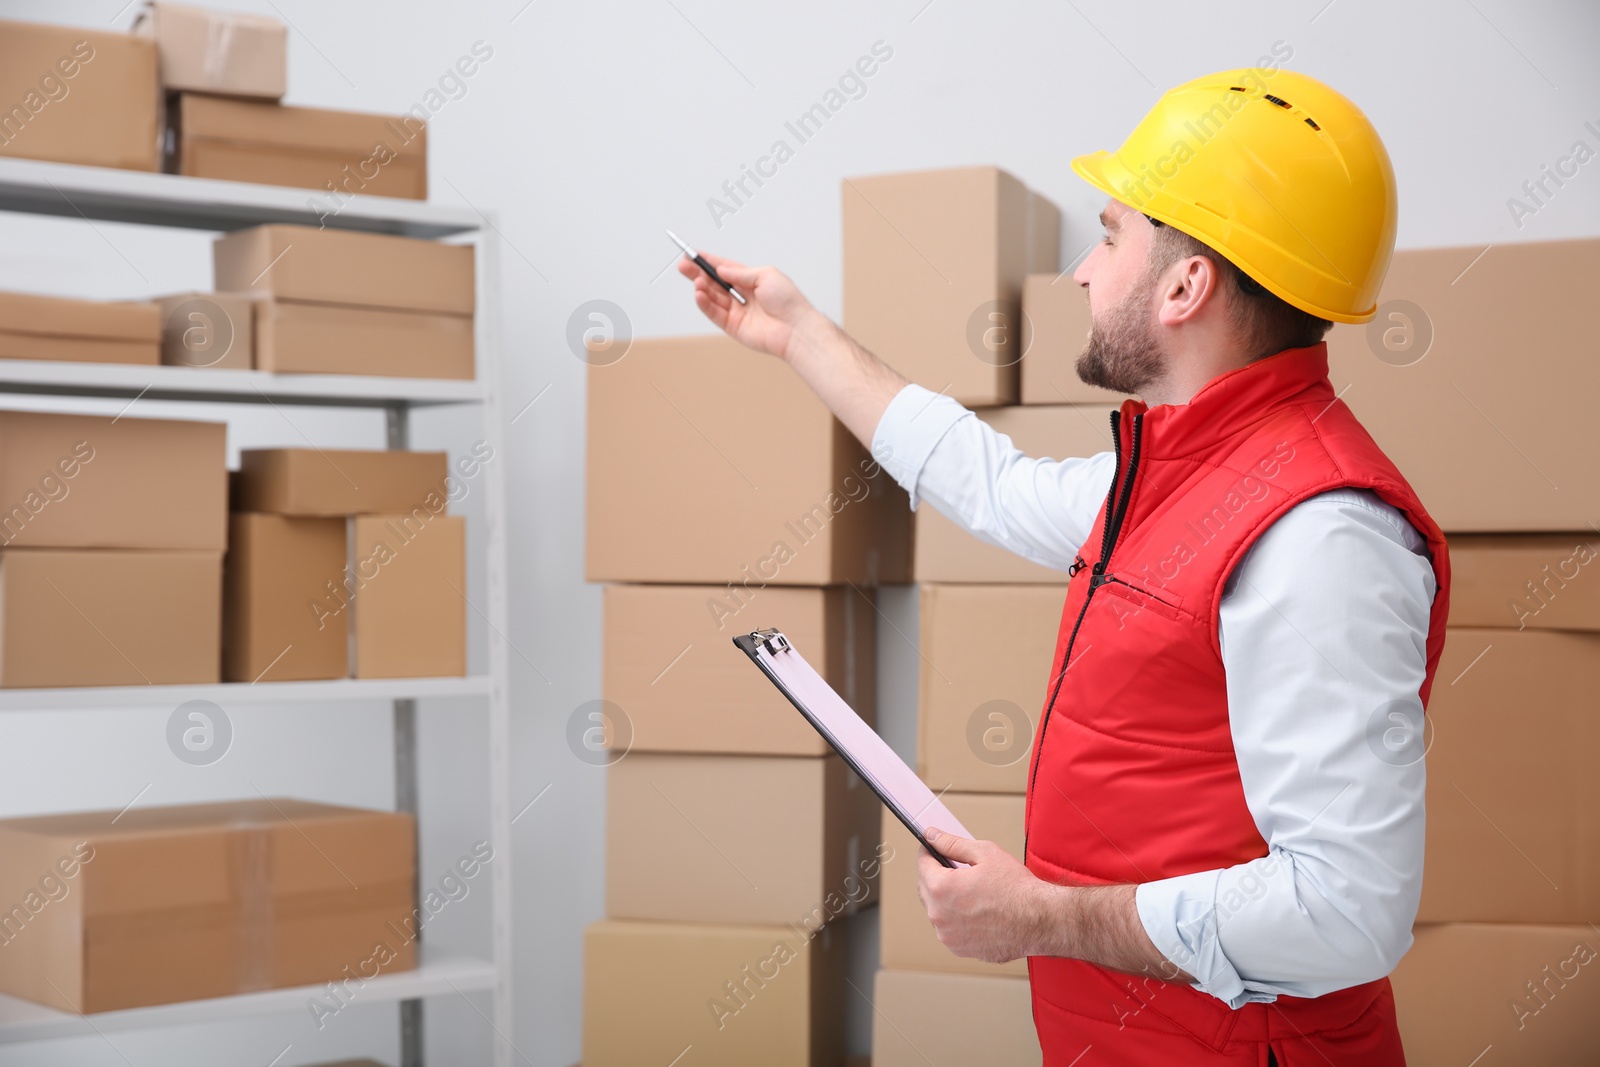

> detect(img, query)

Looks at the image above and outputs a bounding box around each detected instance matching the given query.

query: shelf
[0,675,490,713]
[0,157,480,238]
[0,359,484,408]
[0,948,498,1044]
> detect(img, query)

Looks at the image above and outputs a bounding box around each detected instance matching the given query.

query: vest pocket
[1097,575,1189,622]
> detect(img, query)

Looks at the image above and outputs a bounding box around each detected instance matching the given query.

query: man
[679,68,1448,1066]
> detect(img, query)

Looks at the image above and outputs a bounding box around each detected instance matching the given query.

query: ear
[1156,254,1221,327]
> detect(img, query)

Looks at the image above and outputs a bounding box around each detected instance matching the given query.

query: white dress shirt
[874,383,1438,1010]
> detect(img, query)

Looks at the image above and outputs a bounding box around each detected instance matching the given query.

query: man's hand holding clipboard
[917,827,1052,966]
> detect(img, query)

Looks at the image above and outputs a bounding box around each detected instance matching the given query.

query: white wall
[1,1,1597,1064]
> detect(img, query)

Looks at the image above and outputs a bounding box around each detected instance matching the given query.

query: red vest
[1023,343,1450,1066]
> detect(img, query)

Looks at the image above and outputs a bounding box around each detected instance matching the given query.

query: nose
[1072,241,1102,288]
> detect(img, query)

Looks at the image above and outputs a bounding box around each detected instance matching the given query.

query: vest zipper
[1026,409,1145,811]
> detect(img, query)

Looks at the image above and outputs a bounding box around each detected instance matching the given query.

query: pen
[666,229,747,305]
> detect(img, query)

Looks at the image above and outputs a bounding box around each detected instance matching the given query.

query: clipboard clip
[750,628,790,655]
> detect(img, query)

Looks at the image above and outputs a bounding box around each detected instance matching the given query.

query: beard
[1074,273,1165,396]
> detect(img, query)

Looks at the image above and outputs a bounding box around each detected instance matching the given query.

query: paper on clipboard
[732,628,973,868]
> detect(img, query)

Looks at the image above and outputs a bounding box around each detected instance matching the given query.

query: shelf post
[388,404,426,1067]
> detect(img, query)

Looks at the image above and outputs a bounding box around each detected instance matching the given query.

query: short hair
[1145,216,1333,360]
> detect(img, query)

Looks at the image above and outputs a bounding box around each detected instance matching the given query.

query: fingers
[924,827,985,865]
[693,287,728,330]
[679,256,735,309]
[698,250,759,286]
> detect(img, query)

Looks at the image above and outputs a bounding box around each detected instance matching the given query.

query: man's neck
[1140,340,1255,408]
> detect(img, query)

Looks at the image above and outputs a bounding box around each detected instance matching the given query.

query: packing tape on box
[223,819,416,993]
[233,822,275,992]
[202,19,240,86]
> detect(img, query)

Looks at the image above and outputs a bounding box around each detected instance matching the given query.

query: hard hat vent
[1263,94,1291,109]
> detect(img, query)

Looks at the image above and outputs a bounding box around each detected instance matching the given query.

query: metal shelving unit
[0,157,515,1066]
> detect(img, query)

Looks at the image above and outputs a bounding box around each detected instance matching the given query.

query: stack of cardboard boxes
[228,448,467,682]
[582,333,910,1066]
[0,11,464,378]
[0,8,426,199]
[212,223,477,379]
[841,165,1088,1067]
[135,1,428,199]
[0,222,475,379]
[0,409,226,687]
[0,420,466,688]
[1326,239,1600,1064]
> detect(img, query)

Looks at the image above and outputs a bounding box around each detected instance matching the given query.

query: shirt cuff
[870,384,972,509]
[1135,872,1270,1010]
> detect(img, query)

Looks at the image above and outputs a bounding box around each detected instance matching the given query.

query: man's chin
[1074,352,1123,394]
[1075,346,1157,397]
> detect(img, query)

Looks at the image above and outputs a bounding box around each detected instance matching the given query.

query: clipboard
[732,627,973,868]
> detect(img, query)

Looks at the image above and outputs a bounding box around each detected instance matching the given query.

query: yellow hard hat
[1072,68,1396,324]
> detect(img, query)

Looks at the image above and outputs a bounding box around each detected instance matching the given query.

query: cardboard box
[0,548,220,687]
[914,405,1115,583]
[602,584,875,756]
[1447,534,1600,632]
[236,449,449,516]
[349,513,466,678]
[154,292,254,369]
[0,798,414,1013]
[606,753,879,925]
[880,794,1028,977]
[253,298,474,379]
[843,166,1060,407]
[1419,628,1600,923]
[1391,923,1600,1065]
[213,225,473,316]
[0,410,226,551]
[1019,273,1126,404]
[0,20,160,171]
[224,514,347,683]
[170,93,425,199]
[871,970,1040,1067]
[0,292,159,366]
[586,334,910,585]
[1326,238,1600,530]
[918,585,1065,793]
[583,918,844,1067]
[133,3,286,99]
